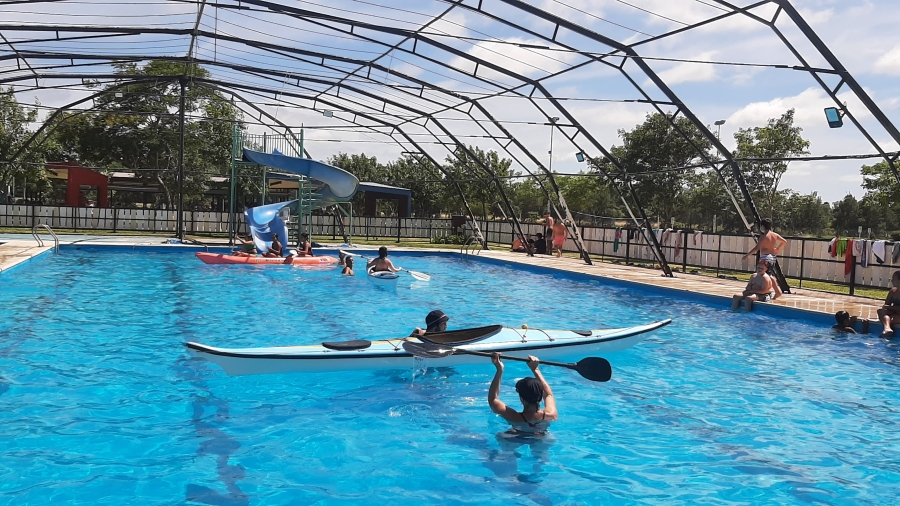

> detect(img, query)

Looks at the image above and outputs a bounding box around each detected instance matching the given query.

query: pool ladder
[32,224,60,253]
[461,235,484,257]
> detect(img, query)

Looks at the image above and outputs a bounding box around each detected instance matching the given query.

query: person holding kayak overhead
[367,246,401,273]
[488,353,557,436]
[411,309,449,337]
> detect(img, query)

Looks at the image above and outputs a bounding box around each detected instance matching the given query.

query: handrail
[32,224,59,253]
[461,235,483,257]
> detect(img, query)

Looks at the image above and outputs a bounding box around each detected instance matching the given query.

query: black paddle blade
[575,357,612,382]
[402,341,454,358]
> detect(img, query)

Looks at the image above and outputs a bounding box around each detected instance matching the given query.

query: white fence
[3,204,896,291]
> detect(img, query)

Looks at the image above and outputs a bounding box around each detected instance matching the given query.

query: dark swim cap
[515,377,544,404]
[425,310,449,331]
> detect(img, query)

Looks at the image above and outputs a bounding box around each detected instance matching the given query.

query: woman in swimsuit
[877,270,900,338]
[366,246,401,273]
[488,352,557,436]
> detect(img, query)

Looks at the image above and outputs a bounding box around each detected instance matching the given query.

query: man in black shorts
[534,233,547,255]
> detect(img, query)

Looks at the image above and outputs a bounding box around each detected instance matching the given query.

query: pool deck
[0,235,887,330]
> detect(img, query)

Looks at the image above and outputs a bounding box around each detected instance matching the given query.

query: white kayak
[185,319,672,376]
[368,266,399,280]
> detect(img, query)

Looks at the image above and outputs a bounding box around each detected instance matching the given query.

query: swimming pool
[1,247,898,504]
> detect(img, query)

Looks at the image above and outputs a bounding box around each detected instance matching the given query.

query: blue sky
[4,0,899,202]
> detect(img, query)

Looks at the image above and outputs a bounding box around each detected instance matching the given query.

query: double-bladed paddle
[402,341,612,382]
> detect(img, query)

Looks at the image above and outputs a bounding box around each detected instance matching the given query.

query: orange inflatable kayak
[196,252,338,266]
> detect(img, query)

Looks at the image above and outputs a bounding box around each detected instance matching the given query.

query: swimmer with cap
[488,352,558,435]
[411,309,449,337]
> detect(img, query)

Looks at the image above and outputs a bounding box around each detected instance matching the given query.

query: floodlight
[323,110,333,117]
[824,107,843,128]
[576,152,585,163]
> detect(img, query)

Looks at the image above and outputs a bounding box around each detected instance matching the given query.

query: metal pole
[228,124,237,245]
[176,77,187,240]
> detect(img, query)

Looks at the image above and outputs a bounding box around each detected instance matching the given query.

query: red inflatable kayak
[196,252,338,266]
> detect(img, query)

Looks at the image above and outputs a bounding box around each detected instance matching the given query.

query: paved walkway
[1,235,887,330]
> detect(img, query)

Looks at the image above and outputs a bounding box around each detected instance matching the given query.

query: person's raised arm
[366,258,376,269]
[527,356,557,420]
[488,352,507,415]
[387,259,402,272]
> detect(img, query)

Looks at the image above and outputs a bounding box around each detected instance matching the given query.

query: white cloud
[874,46,900,75]
[654,51,718,85]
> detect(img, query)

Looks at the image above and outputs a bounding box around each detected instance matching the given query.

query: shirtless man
[551,220,569,258]
[742,219,787,259]
[732,260,783,310]
[366,246,401,273]
[543,212,554,254]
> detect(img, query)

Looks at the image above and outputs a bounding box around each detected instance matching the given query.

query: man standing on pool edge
[742,219,791,294]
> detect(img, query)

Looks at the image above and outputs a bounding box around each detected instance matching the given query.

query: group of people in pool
[511,212,570,258]
[336,246,400,277]
[410,309,557,436]
[232,232,313,258]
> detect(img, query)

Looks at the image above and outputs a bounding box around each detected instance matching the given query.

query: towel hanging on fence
[845,239,854,276]
[835,238,848,257]
[828,237,838,257]
[873,240,887,264]
[860,240,869,268]
[613,227,621,252]
[693,230,703,246]
[894,242,900,263]
[674,231,682,257]
[852,240,863,257]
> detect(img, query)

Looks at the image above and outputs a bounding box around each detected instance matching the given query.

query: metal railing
[32,224,59,253]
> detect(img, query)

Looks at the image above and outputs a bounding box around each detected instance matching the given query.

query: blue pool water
[1,247,899,505]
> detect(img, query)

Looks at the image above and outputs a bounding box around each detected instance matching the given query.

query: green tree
[0,89,53,201]
[444,145,513,220]
[53,61,242,209]
[613,113,713,225]
[733,109,810,219]
[555,173,621,222]
[831,194,860,235]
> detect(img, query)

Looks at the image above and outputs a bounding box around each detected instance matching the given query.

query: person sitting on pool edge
[488,352,557,436]
[341,256,354,276]
[731,259,783,310]
[877,270,900,338]
[367,246,401,273]
[232,234,257,257]
[412,309,449,337]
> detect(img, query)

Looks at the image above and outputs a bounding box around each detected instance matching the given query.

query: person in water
[488,352,557,436]
[832,311,858,334]
[877,270,900,338]
[264,234,283,258]
[232,234,256,257]
[338,251,346,266]
[412,309,449,337]
[341,256,354,276]
[367,246,401,273]
[731,259,782,310]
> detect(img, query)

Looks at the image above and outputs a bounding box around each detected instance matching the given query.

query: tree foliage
[0,88,54,200]
[52,61,242,209]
